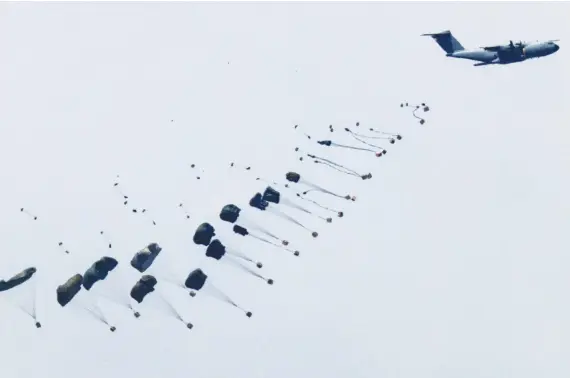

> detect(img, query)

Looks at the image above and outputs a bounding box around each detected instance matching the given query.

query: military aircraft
[421,30,560,66]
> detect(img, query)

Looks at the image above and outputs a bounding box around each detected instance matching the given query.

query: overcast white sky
[0,1,569,377]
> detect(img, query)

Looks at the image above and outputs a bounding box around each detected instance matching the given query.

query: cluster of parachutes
[2,102,430,332]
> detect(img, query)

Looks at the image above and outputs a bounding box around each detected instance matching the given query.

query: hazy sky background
[0,1,569,377]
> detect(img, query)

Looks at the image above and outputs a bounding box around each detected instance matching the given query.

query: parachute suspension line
[15,278,40,327]
[226,247,260,266]
[301,184,349,200]
[113,175,129,205]
[268,207,308,229]
[57,241,71,254]
[313,159,361,177]
[314,140,376,153]
[308,155,366,180]
[293,124,312,139]
[329,141,377,153]
[308,154,371,180]
[412,107,424,124]
[31,277,38,321]
[226,256,273,285]
[156,291,184,322]
[344,130,388,154]
[156,291,193,328]
[133,208,157,227]
[99,230,112,249]
[280,197,331,223]
[280,197,312,215]
[206,282,252,317]
[207,283,240,308]
[20,208,38,220]
[31,281,41,327]
[367,129,403,145]
[245,222,280,241]
[178,203,191,219]
[113,175,157,226]
[189,163,205,180]
[154,273,185,291]
[267,207,318,237]
[401,102,430,125]
[295,193,344,217]
[85,301,115,331]
[349,128,397,141]
[20,208,71,254]
[247,233,299,255]
[308,154,360,176]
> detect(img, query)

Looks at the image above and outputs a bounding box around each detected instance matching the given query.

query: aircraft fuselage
[422,30,560,66]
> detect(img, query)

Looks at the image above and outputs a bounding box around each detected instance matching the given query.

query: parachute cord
[308,154,362,176]
[248,234,296,253]
[412,107,423,121]
[301,184,346,199]
[329,142,376,153]
[314,160,361,177]
[268,207,311,232]
[207,283,243,310]
[227,248,256,264]
[155,274,186,291]
[347,133,386,150]
[281,198,312,215]
[246,222,280,241]
[85,302,112,326]
[31,281,37,320]
[226,257,268,282]
[15,282,38,321]
[350,130,392,140]
[281,198,329,222]
[112,177,130,205]
[156,291,185,323]
[296,194,340,214]
[293,124,312,140]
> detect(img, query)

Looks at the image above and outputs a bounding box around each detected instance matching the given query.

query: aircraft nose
[554,43,560,52]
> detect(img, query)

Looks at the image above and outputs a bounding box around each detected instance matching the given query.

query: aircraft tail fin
[421,30,465,54]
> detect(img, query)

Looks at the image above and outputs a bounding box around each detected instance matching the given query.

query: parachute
[205,238,273,284]
[249,192,319,238]
[262,186,332,223]
[129,275,191,328]
[57,274,83,308]
[131,243,162,273]
[83,257,119,291]
[219,204,297,254]
[130,275,157,303]
[0,267,37,292]
[57,273,117,332]
[185,268,252,317]
[0,267,41,328]
[262,186,280,204]
[193,222,216,246]
[192,221,273,284]
[5,99,431,333]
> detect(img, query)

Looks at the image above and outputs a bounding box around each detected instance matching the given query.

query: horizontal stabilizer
[473,62,494,67]
[421,30,451,37]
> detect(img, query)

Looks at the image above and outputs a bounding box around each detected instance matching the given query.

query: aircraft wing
[481,45,505,52]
